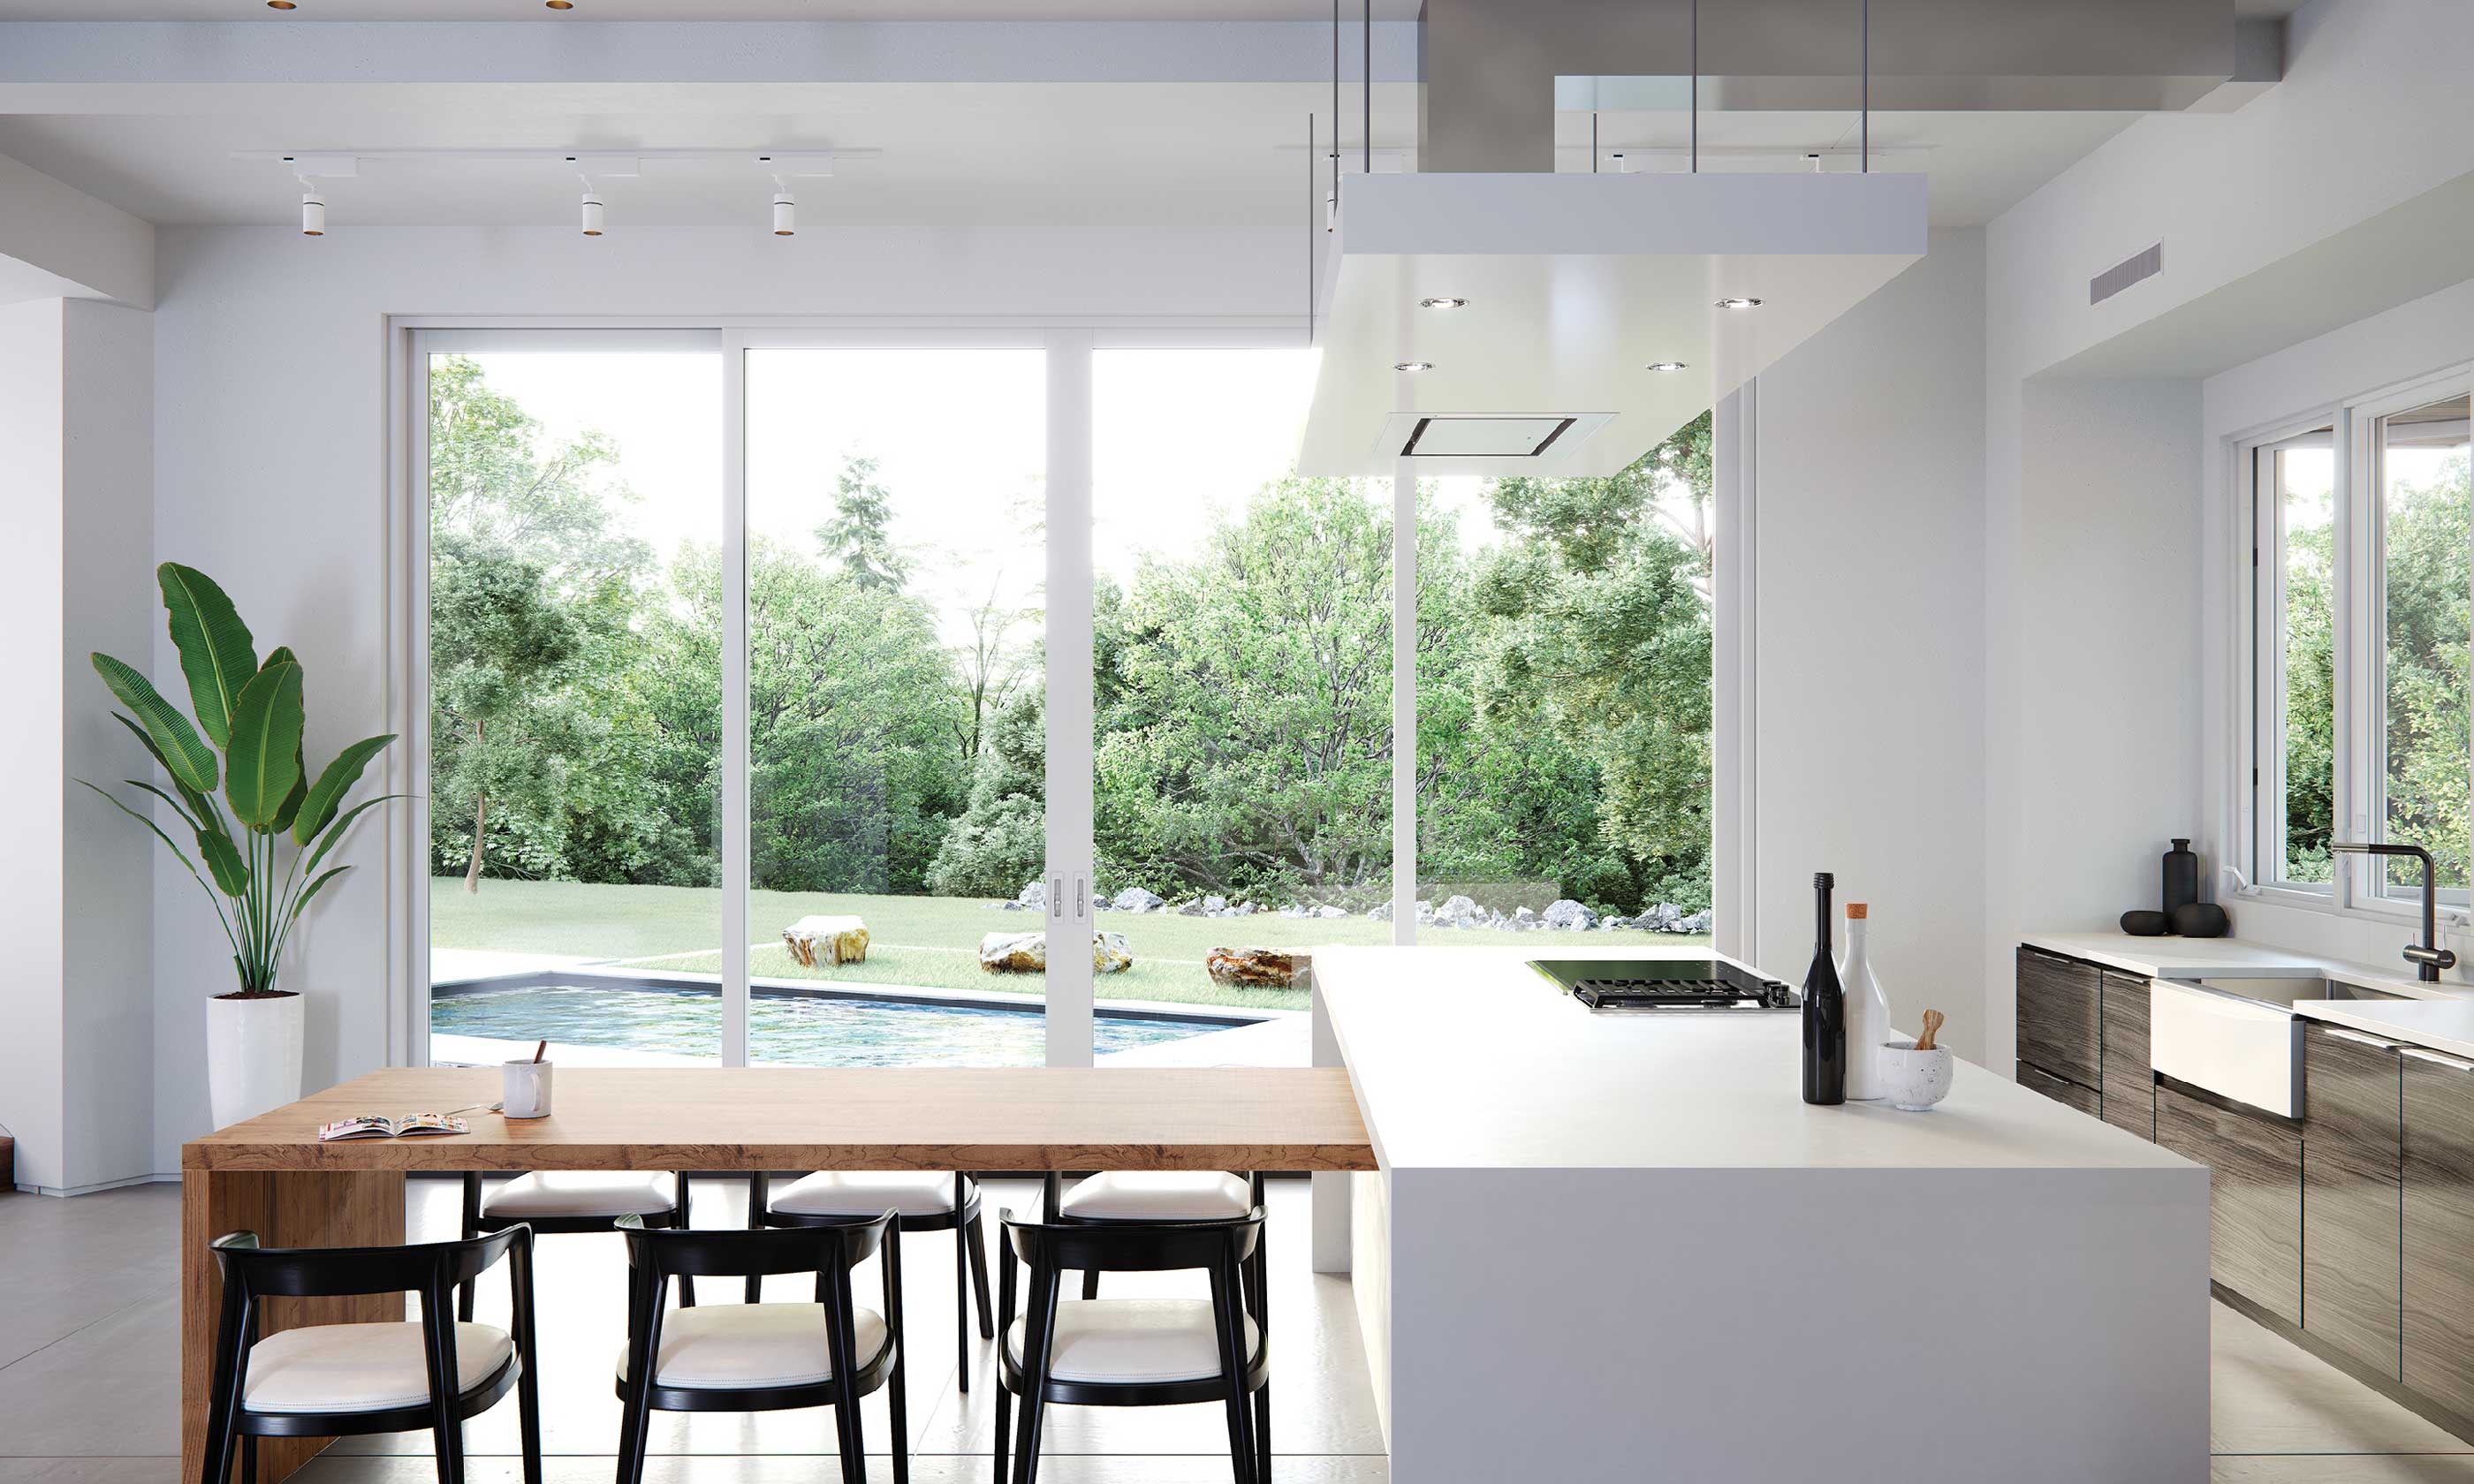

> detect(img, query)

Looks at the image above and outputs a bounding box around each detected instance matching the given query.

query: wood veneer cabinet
[2017,946,2102,1094]
[2302,1023,2402,1380]
[2157,1081,2302,1325]
[2100,970,2156,1139]
[2017,1060,2099,1117]
[2404,1044,2474,1420]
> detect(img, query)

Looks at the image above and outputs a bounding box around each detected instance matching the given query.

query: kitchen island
[1311,944,2208,1484]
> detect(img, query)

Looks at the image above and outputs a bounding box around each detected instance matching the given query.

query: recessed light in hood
[1419,297,1468,310]
[1393,361,1433,373]
[1716,297,1764,309]
[1647,361,1689,372]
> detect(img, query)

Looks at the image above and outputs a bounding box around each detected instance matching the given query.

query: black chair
[995,1206,1269,1484]
[747,1170,994,1389]
[198,1225,542,1484]
[459,1170,697,1320]
[614,1211,908,1484]
[1041,1171,1265,1306]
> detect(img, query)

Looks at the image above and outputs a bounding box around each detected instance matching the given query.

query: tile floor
[0,1177,2465,1481]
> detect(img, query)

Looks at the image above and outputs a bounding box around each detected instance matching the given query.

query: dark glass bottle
[1802,872,1848,1105]
[2163,838,2198,918]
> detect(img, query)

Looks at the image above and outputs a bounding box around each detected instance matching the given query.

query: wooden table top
[181,1066,1378,1173]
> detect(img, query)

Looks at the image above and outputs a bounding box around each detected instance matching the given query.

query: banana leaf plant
[82,564,399,998]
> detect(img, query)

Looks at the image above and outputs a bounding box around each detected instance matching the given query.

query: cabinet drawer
[2404,1048,2474,1419]
[2307,1023,2404,1148]
[2019,1060,2100,1117]
[2101,971,2154,1140]
[2305,1138,2402,1379]
[2018,947,2101,1090]
[2157,1083,2302,1324]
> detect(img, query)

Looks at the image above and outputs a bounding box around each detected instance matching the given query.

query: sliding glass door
[419,335,725,1067]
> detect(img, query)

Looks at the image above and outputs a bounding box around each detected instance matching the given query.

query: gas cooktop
[1528,957,1799,1011]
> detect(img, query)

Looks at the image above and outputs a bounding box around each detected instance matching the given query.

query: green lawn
[431,878,1708,1012]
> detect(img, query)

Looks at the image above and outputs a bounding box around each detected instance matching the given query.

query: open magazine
[317,1113,470,1142]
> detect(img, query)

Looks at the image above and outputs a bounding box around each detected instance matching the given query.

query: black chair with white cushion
[459,1170,697,1319]
[746,1170,994,1389]
[197,1225,542,1484]
[1043,1171,1264,1300]
[995,1206,1269,1484]
[613,1211,907,1484]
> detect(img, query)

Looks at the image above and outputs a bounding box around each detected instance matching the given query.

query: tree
[926,686,1048,897]
[816,454,911,593]
[2376,452,2473,885]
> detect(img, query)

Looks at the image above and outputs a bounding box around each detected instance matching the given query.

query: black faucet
[2330,841,2459,982]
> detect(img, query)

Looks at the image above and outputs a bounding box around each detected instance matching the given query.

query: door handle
[1050,876,1064,920]
[1075,874,1089,922]
[2400,1046,2474,1072]
[2321,1026,2402,1051]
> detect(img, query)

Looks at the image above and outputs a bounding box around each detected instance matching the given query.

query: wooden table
[182,1065,1375,1484]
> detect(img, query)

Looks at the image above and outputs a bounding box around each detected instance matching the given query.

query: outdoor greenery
[428,354,1715,922]
[87,564,397,996]
[2280,449,2473,886]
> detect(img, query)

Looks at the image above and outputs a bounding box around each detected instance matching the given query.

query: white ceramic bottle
[1840,902,1893,1101]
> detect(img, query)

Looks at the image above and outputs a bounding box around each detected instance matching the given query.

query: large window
[2244,376,2474,915]
[409,329,1719,1068]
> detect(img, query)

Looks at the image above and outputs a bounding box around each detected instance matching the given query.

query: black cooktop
[1527,957,1798,1011]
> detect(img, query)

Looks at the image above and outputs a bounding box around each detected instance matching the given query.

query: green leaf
[261,646,295,670]
[77,779,203,879]
[91,654,216,795]
[157,564,256,752]
[125,780,201,832]
[302,792,405,878]
[268,653,309,834]
[195,826,249,897]
[293,864,351,913]
[291,734,396,845]
[224,660,305,830]
[112,714,224,829]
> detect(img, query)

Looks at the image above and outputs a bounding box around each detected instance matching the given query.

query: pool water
[430,983,1216,1067]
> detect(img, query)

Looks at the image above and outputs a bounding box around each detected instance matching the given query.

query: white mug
[503,1059,554,1119]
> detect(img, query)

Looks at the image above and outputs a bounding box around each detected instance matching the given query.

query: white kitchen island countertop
[1309,943,2208,1484]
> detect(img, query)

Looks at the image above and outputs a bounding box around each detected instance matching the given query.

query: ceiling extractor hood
[1298,169,1928,477]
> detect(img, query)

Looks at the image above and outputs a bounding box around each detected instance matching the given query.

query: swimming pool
[429,981,1224,1066]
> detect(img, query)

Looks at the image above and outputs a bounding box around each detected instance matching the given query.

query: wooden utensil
[532,1039,548,1064]
[1915,1010,1944,1053]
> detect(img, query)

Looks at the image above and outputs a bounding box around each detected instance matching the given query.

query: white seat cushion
[481,1171,679,1219]
[1059,1171,1251,1223]
[1005,1300,1262,1385]
[242,1321,512,1414]
[770,1170,972,1219]
[614,1303,889,1390]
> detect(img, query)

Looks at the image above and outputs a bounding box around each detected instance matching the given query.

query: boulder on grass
[784,915,869,967]
[980,930,1136,974]
[1542,898,1599,931]
[1208,947,1307,989]
[1113,886,1166,914]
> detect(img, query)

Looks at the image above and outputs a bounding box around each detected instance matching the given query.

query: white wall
[1749,229,1990,1061]
[0,299,68,1190]
[0,297,156,1192]
[148,221,1303,1170]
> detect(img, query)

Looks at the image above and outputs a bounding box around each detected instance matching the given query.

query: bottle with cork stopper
[1840,900,1893,1101]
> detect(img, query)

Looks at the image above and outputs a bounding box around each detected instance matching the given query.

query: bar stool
[460,1170,698,1319]
[995,1206,1269,1484]
[613,1211,907,1484]
[745,1171,994,1389]
[197,1225,542,1484]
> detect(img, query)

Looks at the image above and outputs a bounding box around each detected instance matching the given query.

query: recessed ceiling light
[265,1,295,8]
[1394,361,1433,373]
[1419,297,1468,310]
[545,1,574,7]
[1716,297,1764,309]
[1647,361,1689,372]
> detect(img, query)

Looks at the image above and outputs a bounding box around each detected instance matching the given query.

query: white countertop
[1311,944,2193,1174]
[2296,1000,2474,1062]
[2022,931,2474,1056]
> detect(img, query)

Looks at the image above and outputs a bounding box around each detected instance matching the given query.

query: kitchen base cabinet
[2019,1060,2099,1117]
[2018,946,2102,1090]
[2405,1046,2474,1420]
[2101,970,2155,1140]
[2157,1082,2302,1325]
[2303,1024,2402,1380]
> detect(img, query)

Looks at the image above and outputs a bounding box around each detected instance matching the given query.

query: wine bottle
[1840,903,1892,1101]
[1802,872,1848,1105]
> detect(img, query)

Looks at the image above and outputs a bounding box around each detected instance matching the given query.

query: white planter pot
[207,992,305,1129]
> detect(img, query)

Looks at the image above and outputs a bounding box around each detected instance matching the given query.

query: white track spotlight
[770,177,795,237]
[579,185,604,237]
[299,190,325,236]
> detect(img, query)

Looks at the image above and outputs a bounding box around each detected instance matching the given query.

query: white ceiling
[0,83,2136,230]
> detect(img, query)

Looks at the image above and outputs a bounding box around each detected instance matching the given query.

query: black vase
[2163,838,2198,917]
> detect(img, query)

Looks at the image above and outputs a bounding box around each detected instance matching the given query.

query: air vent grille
[1400,415,1577,458]
[2091,242,2163,306]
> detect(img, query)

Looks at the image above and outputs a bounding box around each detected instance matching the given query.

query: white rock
[1113,886,1165,913]
[1017,880,1047,910]
[1542,898,1599,931]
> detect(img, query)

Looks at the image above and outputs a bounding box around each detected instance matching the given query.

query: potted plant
[84,564,397,1128]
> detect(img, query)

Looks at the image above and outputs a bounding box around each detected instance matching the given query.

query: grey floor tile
[0,1291,179,1458]
[2213,1456,2474,1481]
[293,1457,1385,1484]
[2211,1303,2472,1457]
[0,1462,178,1484]
[0,1186,178,1369]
